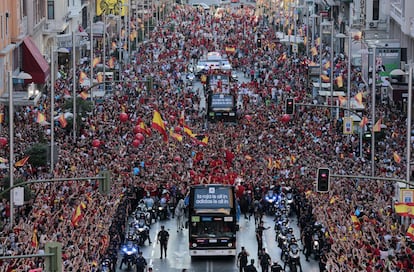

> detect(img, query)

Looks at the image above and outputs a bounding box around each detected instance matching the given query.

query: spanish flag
[336,75,344,88]
[139,121,151,136]
[395,203,408,216]
[97,73,104,83]
[316,37,321,46]
[71,202,87,227]
[15,156,29,167]
[0,112,4,124]
[359,116,369,128]
[267,157,273,169]
[151,110,168,142]
[31,228,38,248]
[320,74,330,82]
[58,114,67,128]
[169,129,183,142]
[36,112,46,124]
[355,92,363,105]
[373,118,382,132]
[184,125,195,138]
[93,57,100,68]
[79,71,87,84]
[338,95,347,106]
[393,152,401,163]
[407,224,414,240]
[323,61,330,70]
[0,157,8,163]
[80,91,88,100]
[108,57,115,69]
[310,47,318,56]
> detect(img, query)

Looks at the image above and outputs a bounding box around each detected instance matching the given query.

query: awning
[22,37,50,84]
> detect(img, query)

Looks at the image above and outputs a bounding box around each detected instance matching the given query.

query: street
[117,214,320,271]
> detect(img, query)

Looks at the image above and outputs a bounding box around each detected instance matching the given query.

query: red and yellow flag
[108,57,115,69]
[79,71,87,84]
[139,121,151,136]
[71,202,87,227]
[184,125,195,138]
[31,228,38,248]
[355,92,363,105]
[336,75,343,88]
[407,224,414,240]
[169,129,183,142]
[36,112,46,124]
[320,74,330,82]
[59,114,67,128]
[80,91,88,100]
[323,61,330,70]
[359,116,369,128]
[97,73,104,83]
[15,156,29,167]
[373,118,382,132]
[151,110,168,142]
[310,47,318,56]
[393,152,401,163]
[338,95,347,106]
[395,203,409,216]
[93,57,100,68]
[0,112,4,124]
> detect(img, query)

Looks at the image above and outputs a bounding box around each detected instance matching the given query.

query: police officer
[302,226,313,261]
[157,225,169,259]
[135,251,147,272]
[237,246,249,272]
[259,248,271,272]
[245,259,258,272]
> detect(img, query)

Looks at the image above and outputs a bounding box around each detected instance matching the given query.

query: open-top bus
[188,184,238,256]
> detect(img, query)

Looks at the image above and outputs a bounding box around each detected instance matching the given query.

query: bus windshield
[190,220,236,238]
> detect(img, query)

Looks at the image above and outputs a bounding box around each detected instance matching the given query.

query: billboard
[193,186,233,209]
[96,0,127,16]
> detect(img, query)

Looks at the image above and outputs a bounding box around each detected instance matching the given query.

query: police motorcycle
[133,204,152,227]
[119,239,139,271]
[274,210,289,238]
[156,191,170,220]
[263,189,279,215]
[285,238,302,272]
[276,223,289,248]
[312,222,325,260]
[280,228,296,263]
[131,216,152,246]
[99,257,112,272]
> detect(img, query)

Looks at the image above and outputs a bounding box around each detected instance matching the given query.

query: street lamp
[319,20,332,95]
[8,70,32,226]
[71,31,89,143]
[390,65,413,186]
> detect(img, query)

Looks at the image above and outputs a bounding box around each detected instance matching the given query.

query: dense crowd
[0,3,413,272]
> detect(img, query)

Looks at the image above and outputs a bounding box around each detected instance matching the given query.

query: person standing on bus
[237,246,250,272]
[157,226,169,259]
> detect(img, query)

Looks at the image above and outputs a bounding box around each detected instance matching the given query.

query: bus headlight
[192,243,197,247]
[228,243,233,247]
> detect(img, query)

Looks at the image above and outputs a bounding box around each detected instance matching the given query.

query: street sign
[292,43,298,53]
[343,117,353,134]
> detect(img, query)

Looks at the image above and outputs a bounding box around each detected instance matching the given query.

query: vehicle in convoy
[192,3,210,11]
[192,51,233,76]
[205,70,237,122]
[188,184,238,256]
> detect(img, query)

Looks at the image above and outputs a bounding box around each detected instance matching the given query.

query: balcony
[43,20,69,34]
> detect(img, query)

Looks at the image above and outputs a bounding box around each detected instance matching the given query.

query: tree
[62,98,93,133]
[25,143,48,167]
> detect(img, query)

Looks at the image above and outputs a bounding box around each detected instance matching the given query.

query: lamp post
[71,31,88,143]
[390,64,413,186]
[319,20,331,95]
[371,46,376,177]
[8,70,32,226]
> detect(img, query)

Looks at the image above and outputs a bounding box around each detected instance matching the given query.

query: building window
[48,1,55,19]
[373,0,379,21]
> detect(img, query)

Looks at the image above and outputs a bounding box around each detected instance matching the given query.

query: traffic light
[257,38,262,48]
[317,168,330,192]
[45,242,62,272]
[99,170,111,195]
[285,98,295,114]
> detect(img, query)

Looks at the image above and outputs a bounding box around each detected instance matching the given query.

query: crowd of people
[0,2,413,271]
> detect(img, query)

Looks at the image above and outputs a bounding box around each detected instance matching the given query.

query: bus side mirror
[236,224,240,231]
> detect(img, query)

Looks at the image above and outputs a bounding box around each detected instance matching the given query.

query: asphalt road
[115,213,320,272]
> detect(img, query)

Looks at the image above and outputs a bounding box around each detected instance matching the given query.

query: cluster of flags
[150,110,208,146]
